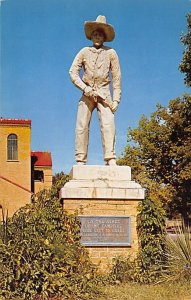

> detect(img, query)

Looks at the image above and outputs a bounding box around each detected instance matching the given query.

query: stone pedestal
[59,165,144,271]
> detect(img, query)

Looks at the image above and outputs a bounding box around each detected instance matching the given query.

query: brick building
[0,118,52,218]
[31,151,52,193]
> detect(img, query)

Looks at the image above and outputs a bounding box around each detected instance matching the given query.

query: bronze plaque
[80,216,131,246]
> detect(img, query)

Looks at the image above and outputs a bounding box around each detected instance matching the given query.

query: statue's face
[91,30,105,48]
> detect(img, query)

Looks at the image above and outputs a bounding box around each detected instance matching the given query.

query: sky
[1,0,190,174]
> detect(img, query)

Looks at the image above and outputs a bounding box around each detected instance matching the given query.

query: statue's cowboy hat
[84,15,115,42]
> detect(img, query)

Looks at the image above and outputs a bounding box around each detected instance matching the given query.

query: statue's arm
[110,50,122,103]
[69,48,87,91]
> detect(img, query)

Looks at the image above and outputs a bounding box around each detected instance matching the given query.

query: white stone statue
[69,15,121,166]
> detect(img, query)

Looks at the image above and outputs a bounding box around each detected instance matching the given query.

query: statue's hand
[84,86,94,97]
[111,101,119,113]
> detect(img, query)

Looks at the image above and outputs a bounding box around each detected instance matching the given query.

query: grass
[97,282,191,300]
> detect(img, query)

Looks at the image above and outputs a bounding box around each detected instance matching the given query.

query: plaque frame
[79,215,131,246]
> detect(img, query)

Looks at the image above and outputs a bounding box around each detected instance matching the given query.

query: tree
[179,13,191,87]
[118,95,191,223]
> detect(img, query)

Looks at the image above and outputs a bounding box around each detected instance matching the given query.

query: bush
[0,173,101,300]
[136,198,166,283]
[110,256,136,283]
[159,222,191,283]
[110,198,166,284]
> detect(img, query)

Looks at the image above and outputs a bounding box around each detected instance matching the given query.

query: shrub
[110,256,136,283]
[110,198,166,284]
[135,198,166,283]
[159,222,191,283]
[0,173,101,300]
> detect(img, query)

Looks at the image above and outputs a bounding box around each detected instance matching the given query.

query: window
[34,170,44,182]
[7,134,18,160]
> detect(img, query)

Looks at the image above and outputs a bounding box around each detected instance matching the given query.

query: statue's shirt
[69,46,121,103]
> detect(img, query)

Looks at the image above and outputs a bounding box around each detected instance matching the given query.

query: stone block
[70,165,131,181]
[60,165,144,201]
[60,185,144,200]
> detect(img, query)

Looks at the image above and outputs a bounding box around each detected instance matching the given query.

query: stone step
[60,186,144,200]
[65,179,141,189]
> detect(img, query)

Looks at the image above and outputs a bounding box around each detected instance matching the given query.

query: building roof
[0,118,31,126]
[31,151,52,167]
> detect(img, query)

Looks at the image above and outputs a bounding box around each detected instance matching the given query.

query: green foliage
[116,96,191,282]
[110,256,137,283]
[110,199,166,284]
[159,223,191,283]
[0,173,101,300]
[136,198,166,283]
[118,95,191,222]
[179,13,191,87]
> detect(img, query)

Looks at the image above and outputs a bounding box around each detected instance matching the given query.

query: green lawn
[97,282,191,300]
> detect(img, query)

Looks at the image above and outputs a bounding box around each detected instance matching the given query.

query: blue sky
[1,0,190,174]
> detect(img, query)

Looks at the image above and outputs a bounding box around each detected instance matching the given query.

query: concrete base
[60,165,144,200]
[59,165,144,271]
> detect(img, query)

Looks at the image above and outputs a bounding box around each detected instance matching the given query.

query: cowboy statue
[69,15,121,166]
